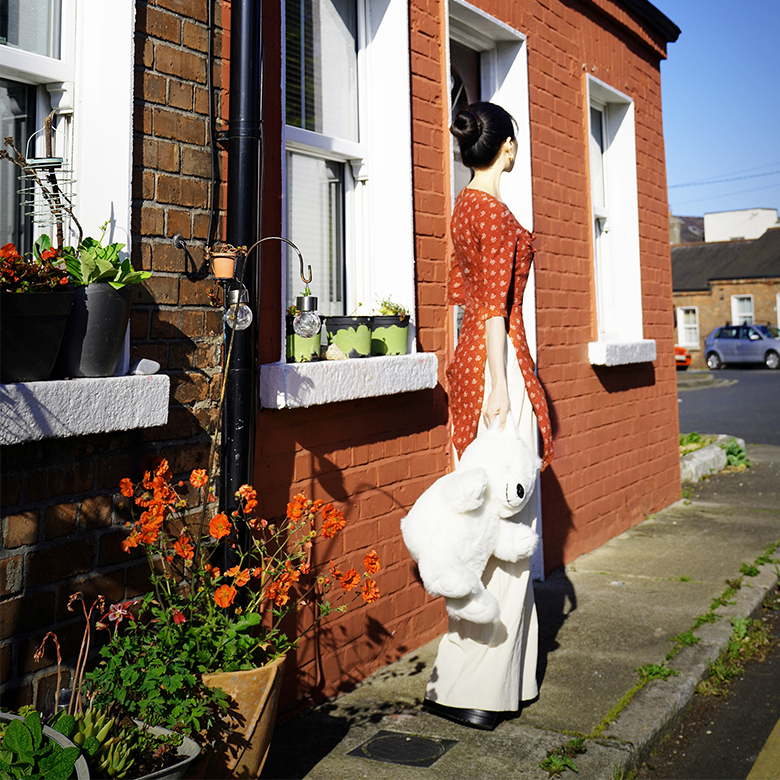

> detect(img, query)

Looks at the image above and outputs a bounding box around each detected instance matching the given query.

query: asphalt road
[678,368,780,446]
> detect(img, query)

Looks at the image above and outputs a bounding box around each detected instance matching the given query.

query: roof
[621,0,681,43]
[672,227,780,291]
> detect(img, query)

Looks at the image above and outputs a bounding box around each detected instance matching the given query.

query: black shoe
[422,699,499,731]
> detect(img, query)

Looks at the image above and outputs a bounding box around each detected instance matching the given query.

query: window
[731,295,754,325]
[586,77,655,366]
[676,306,699,348]
[282,0,414,327]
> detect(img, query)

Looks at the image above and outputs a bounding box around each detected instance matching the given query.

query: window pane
[0,78,35,252]
[732,296,753,325]
[285,0,358,142]
[589,106,605,209]
[1,0,62,58]
[287,152,346,317]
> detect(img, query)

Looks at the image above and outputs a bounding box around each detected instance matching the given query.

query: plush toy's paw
[493,522,539,562]
[422,561,481,599]
[446,590,501,624]
[443,468,488,513]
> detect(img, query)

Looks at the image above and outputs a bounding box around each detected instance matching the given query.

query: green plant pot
[324,316,373,358]
[0,288,75,383]
[285,315,321,363]
[371,314,409,356]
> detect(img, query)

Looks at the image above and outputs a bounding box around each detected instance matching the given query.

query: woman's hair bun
[450,101,515,170]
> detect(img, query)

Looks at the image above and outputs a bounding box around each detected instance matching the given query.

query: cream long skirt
[425,333,539,712]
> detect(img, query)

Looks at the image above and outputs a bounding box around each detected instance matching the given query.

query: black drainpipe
[221,0,262,520]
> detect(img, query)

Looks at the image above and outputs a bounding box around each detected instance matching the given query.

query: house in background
[2,0,682,712]
[673,210,780,368]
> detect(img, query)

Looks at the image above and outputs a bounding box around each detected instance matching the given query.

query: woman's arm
[483,315,509,430]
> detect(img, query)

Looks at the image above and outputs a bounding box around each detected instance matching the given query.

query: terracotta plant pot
[210,252,237,280]
[371,314,409,356]
[202,655,286,778]
[324,315,373,358]
[0,288,75,383]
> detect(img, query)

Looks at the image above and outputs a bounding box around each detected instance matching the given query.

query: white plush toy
[401,417,541,624]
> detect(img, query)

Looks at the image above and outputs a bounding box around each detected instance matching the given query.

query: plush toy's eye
[516,484,524,500]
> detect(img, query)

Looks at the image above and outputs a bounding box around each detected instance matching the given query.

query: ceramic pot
[131,722,201,780]
[324,315,372,358]
[285,315,321,363]
[202,655,286,778]
[210,252,237,279]
[371,314,409,356]
[0,712,90,779]
[55,282,132,377]
[0,288,75,383]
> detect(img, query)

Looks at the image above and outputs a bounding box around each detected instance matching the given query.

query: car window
[717,327,739,339]
[747,328,762,340]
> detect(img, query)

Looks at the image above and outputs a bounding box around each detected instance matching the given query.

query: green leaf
[22,712,42,751]
[2,719,33,756]
[48,713,75,740]
[233,613,262,632]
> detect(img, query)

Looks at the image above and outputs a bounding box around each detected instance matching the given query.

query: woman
[423,102,554,731]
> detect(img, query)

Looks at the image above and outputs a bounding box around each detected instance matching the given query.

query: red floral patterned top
[447,188,553,469]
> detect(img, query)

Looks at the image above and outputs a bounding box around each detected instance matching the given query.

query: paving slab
[260,444,780,780]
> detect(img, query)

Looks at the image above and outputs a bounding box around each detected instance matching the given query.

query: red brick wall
[0,0,227,709]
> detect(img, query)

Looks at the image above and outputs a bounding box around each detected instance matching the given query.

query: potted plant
[84,460,381,777]
[0,238,74,383]
[55,223,151,378]
[371,297,409,356]
[205,243,245,280]
[324,305,373,358]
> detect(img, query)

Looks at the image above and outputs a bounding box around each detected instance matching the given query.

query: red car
[675,345,691,370]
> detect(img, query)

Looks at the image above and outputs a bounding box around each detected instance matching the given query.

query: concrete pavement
[261,444,780,780]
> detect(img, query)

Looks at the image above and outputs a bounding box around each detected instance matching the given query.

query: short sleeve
[476,207,516,319]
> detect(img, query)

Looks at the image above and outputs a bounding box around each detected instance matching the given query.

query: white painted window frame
[676,305,699,348]
[776,293,780,329]
[730,294,754,325]
[586,76,656,367]
[264,0,432,408]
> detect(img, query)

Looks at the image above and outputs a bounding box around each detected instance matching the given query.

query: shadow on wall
[593,361,656,393]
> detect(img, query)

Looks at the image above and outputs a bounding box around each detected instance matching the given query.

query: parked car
[704,324,780,370]
[674,345,691,370]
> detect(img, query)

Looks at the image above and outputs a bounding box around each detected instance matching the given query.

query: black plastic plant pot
[0,288,75,383]
[285,315,321,363]
[55,282,132,378]
[371,314,409,356]
[324,315,373,358]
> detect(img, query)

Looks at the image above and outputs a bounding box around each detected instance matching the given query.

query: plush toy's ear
[443,468,488,513]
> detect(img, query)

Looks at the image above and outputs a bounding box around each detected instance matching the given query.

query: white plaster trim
[588,339,657,366]
[259,354,439,409]
[0,375,170,445]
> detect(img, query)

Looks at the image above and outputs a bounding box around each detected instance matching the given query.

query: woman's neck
[467,166,504,202]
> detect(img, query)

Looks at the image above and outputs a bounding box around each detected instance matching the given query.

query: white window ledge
[0,375,170,445]
[260,353,439,409]
[588,339,657,366]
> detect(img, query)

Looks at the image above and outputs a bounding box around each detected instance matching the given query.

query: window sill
[588,339,657,366]
[0,374,170,445]
[259,353,439,409]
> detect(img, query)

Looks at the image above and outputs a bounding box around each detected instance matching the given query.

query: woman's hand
[483,316,509,430]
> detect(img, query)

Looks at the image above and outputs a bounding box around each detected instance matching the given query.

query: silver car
[705,324,780,370]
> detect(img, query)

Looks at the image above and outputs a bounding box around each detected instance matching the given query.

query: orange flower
[361,579,380,603]
[300,562,311,575]
[329,560,342,579]
[173,535,194,561]
[237,484,257,502]
[121,532,140,553]
[0,243,20,260]
[119,478,135,498]
[321,510,346,539]
[311,499,323,513]
[363,549,380,574]
[214,584,237,608]
[189,469,208,488]
[339,569,360,591]
[286,501,302,520]
[234,569,251,587]
[209,513,231,540]
[225,565,241,577]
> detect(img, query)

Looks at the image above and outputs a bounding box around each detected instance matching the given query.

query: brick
[182,20,208,52]
[0,643,10,685]
[130,309,150,339]
[81,496,113,530]
[143,5,181,43]
[155,44,207,83]
[153,108,206,144]
[140,71,166,104]
[48,463,94,498]
[0,591,56,639]
[4,510,39,548]
[156,0,207,23]
[167,209,192,239]
[0,470,21,507]
[27,540,94,586]
[0,555,24,596]
[181,146,210,177]
[44,503,77,539]
[170,372,211,405]
[168,81,193,110]
[56,575,126,620]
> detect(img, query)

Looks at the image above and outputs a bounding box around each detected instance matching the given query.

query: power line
[670,181,780,209]
[669,169,780,189]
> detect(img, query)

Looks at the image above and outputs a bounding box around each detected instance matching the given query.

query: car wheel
[706,352,722,370]
[765,350,780,370]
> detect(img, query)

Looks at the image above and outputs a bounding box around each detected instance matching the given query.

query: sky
[651,0,780,218]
